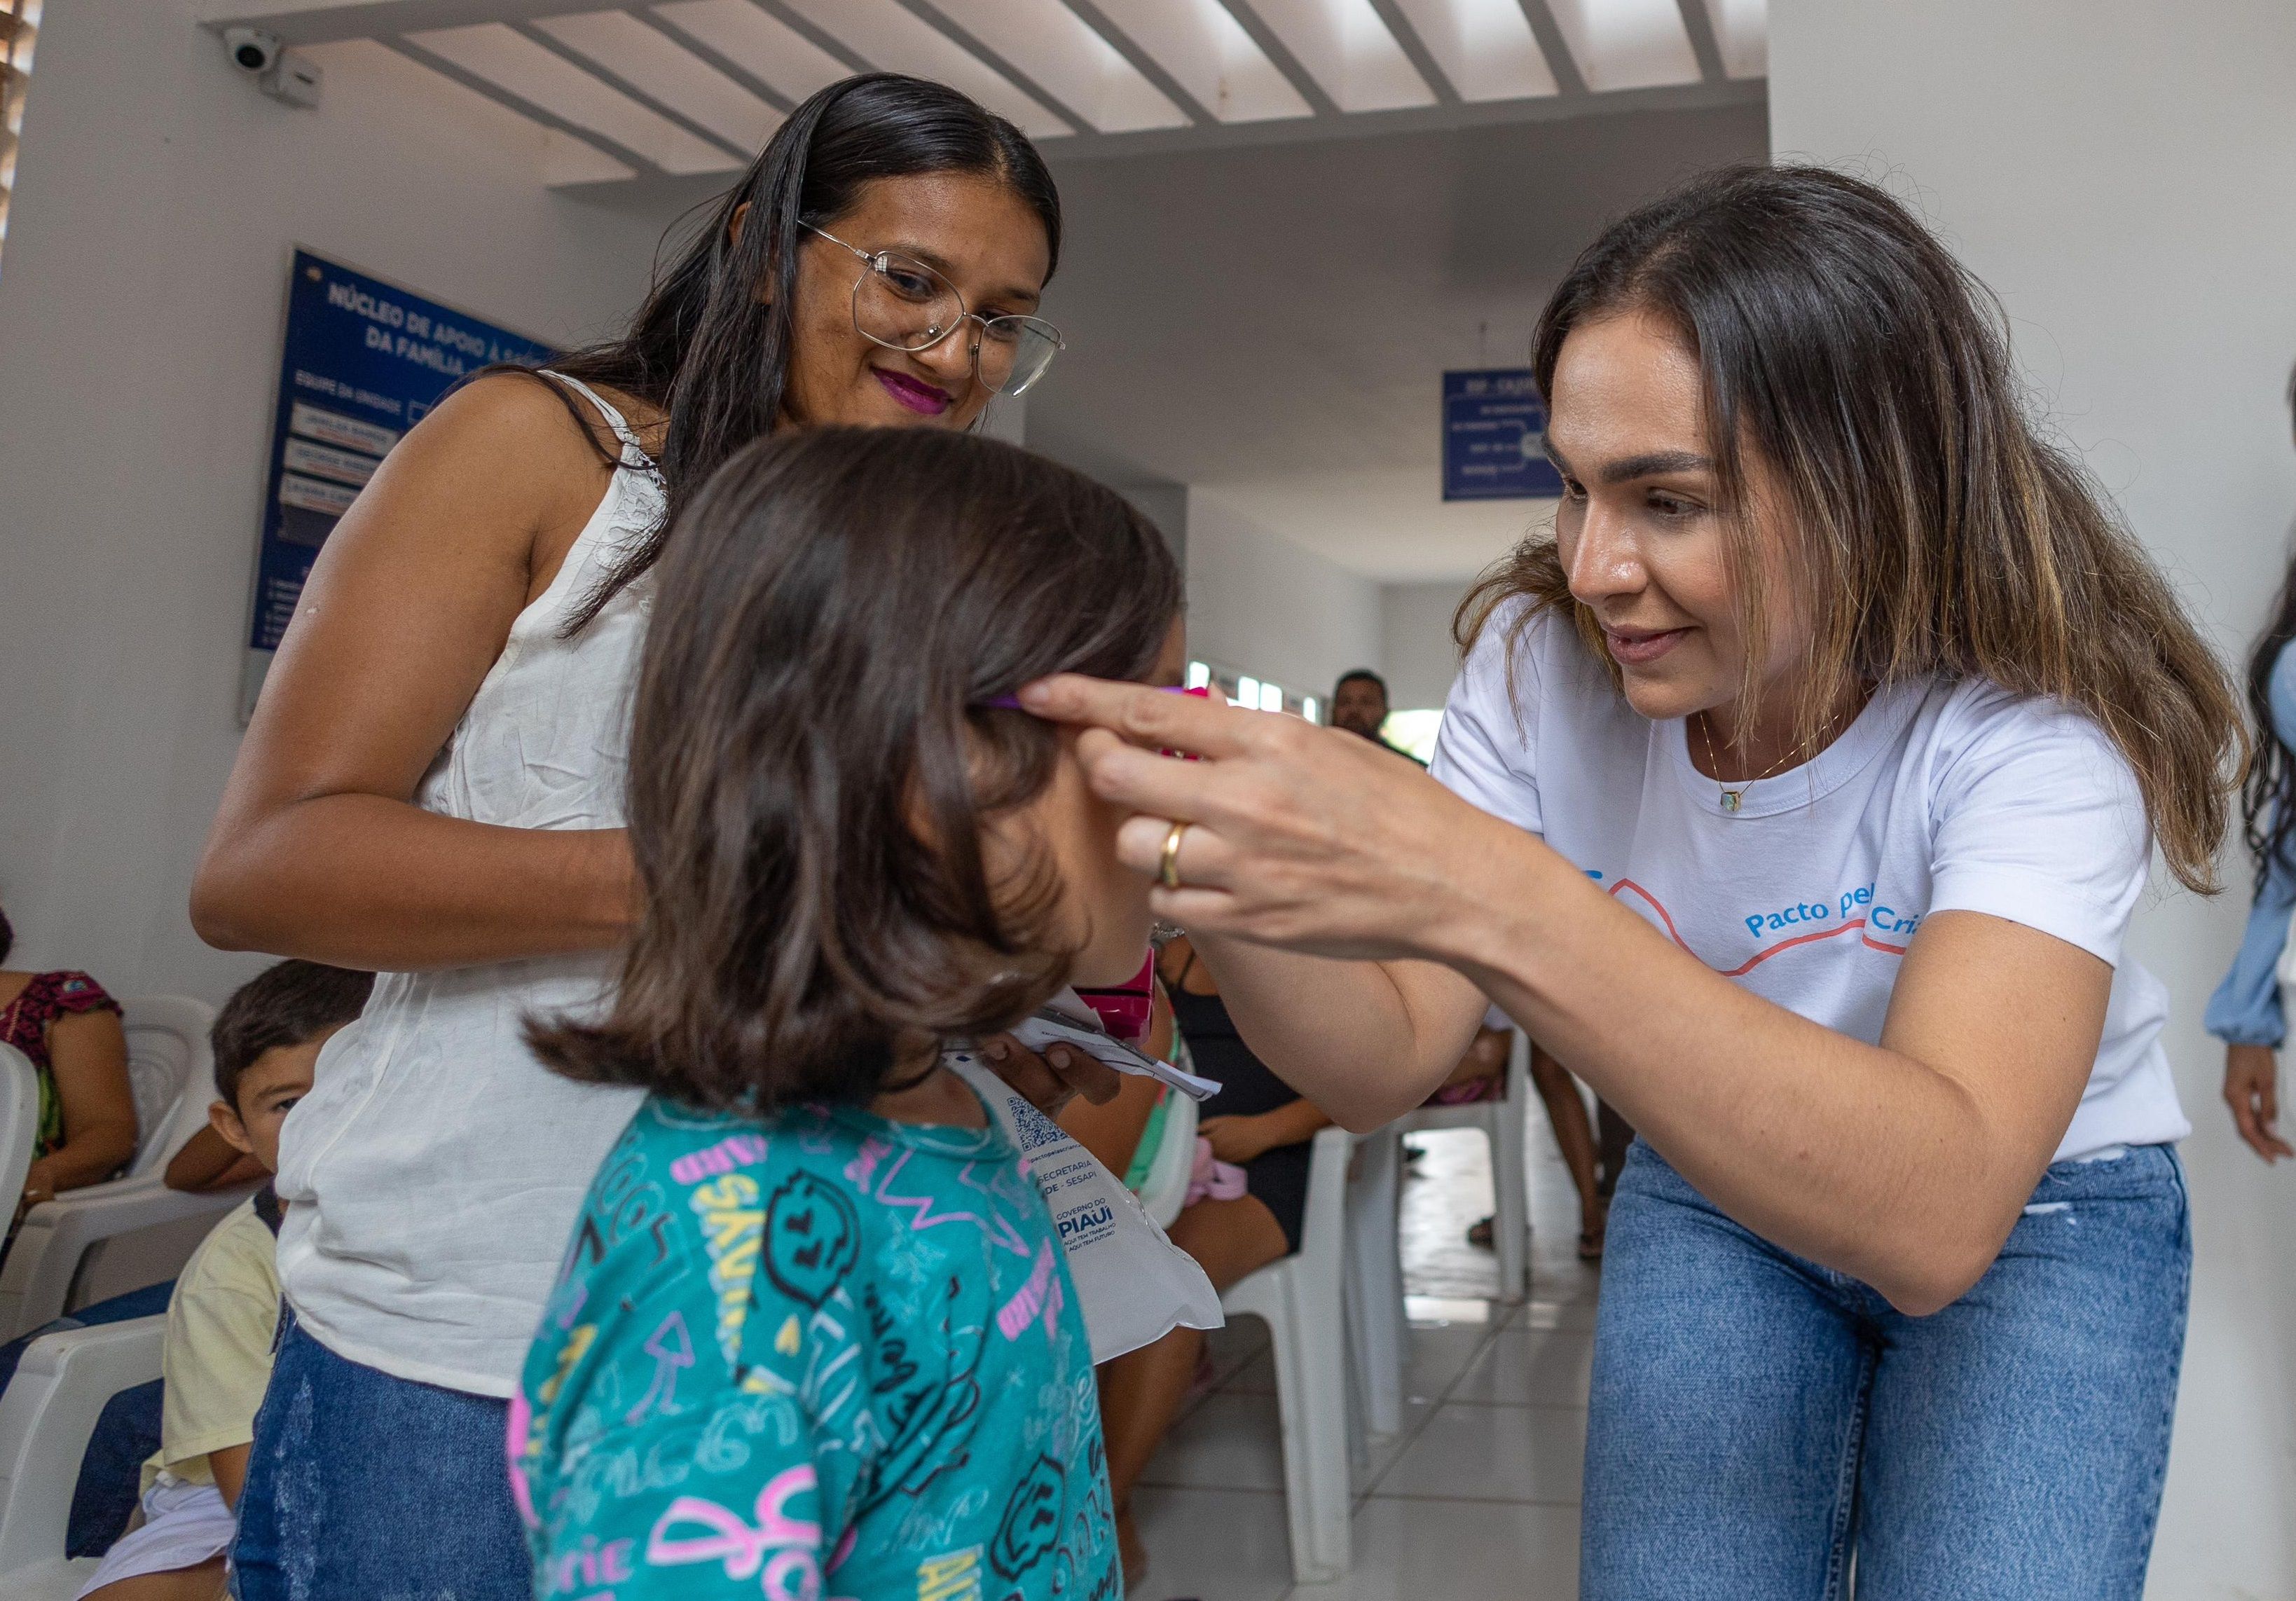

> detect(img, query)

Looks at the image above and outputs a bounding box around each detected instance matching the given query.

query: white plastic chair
[0,996,243,1341]
[1219,1123,1354,1583]
[0,1046,42,1230]
[0,1315,166,1600]
[1396,1026,1530,1300]
[1345,1124,1410,1438]
[1345,1031,1534,1438]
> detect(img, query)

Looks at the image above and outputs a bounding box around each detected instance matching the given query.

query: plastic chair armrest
[0,1180,256,1340]
[0,1317,167,1574]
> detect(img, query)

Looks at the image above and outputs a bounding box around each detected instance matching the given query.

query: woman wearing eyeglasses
[191,74,1087,1601]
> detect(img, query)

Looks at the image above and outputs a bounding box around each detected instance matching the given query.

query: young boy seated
[76,960,370,1601]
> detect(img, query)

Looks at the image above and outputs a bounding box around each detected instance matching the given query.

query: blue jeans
[232,1309,530,1601]
[1583,1141,2189,1600]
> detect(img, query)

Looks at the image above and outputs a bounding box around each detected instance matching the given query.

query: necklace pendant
[1720,788,1742,813]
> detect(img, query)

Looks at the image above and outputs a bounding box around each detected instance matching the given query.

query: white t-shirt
[1430,605,2187,1162]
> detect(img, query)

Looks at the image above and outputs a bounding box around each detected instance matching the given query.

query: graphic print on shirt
[1602,875,1927,976]
[517,1098,1116,1601]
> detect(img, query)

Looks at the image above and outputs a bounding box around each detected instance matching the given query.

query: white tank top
[274,376,657,1396]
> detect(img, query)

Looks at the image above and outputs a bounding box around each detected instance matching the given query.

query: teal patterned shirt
[511,1090,1120,1601]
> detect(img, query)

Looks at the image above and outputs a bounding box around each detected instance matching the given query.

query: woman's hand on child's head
[982,1033,1121,1115]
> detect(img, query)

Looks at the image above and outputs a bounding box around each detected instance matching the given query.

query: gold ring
[1158,820,1190,891]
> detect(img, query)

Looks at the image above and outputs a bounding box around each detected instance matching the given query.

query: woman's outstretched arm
[1029,675,2108,1317]
[192,377,635,971]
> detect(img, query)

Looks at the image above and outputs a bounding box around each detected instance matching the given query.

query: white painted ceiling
[1029,97,1766,579]
[197,0,1766,186]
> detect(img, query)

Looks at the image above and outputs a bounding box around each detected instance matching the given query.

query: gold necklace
[1693,710,1807,813]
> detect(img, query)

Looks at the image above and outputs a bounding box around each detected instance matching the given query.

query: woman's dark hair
[2237,362,2296,889]
[0,904,12,968]
[511,73,1061,630]
[1464,162,2242,894]
[529,427,1180,1113]
[211,960,374,1110]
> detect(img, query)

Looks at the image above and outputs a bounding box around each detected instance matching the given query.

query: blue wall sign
[242,249,552,719]
[1441,368,1564,501]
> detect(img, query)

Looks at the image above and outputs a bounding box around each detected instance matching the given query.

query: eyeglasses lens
[976,317,1061,396]
[851,252,1060,395]
[853,253,960,350]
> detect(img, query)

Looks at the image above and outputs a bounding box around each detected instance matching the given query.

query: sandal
[1466,1214,1494,1249]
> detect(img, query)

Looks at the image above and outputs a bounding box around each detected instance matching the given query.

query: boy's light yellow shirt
[141,1196,280,1494]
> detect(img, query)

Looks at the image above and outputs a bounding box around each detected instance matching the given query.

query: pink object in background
[1185,1137,1249,1208]
[1074,951,1156,1042]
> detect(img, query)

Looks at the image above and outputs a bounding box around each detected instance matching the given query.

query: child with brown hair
[77,960,371,1600]
[511,425,1182,1601]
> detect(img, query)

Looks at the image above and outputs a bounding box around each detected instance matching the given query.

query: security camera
[223,27,281,75]
[219,25,322,106]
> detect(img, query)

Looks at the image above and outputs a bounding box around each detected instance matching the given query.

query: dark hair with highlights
[528,427,1180,1113]
[212,961,373,1111]
[498,72,1060,631]
[1463,163,2241,893]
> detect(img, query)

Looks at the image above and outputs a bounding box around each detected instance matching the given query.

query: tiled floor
[1129,1099,1602,1600]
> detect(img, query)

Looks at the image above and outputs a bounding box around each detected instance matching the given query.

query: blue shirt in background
[2206,638,2296,1045]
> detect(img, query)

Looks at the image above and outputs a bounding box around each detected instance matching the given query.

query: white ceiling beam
[406,21,738,171]
[747,0,876,76]
[1541,0,1700,91]
[551,74,1761,192]
[885,0,1092,134]
[650,1,853,105]
[1083,0,1312,124]
[1057,0,1217,125]
[382,32,667,179]
[638,6,795,114]
[924,0,1187,133]
[1362,0,1457,105]
[1513,0,1587,95]
[1214,0,1342,118]
[771,0,1067,137]
[1237,0,1438,113]
[1675,0,1726,83]
[201,0,613,44]
[511,18,756,163]
[1045,64,1754,161]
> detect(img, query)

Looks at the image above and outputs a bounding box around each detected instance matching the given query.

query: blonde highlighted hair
[1463,164,2241,893]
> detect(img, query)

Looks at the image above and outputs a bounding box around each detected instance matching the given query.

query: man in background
[1329,669,1425,766]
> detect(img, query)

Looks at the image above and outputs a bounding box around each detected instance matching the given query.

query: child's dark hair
[212,961,373,1110]
[528,427,1181,1114]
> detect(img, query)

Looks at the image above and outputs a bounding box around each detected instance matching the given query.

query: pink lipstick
[874,366,952,416]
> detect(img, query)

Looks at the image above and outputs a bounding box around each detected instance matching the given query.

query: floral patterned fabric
[0,970,121,1159]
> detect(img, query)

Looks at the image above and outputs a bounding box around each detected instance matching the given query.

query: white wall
[0,2,662,1003]
[1382,579,1473,711]
[1769,4,2296,1594]
[1185,488,1382,706]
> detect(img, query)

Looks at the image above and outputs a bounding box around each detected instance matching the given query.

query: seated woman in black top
[1097,935,1332,1585]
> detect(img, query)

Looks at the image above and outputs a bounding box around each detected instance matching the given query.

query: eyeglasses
[806,224,1065,397]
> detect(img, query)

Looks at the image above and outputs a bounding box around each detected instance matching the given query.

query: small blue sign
[1442,368,1563,501]
[242,249,552,717]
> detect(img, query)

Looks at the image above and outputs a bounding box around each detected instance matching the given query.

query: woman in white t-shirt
[1022,165,2239,1595]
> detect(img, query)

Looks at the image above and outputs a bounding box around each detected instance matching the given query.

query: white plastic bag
[1012,989,1223,1101]
[949,1048,1224,1363]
